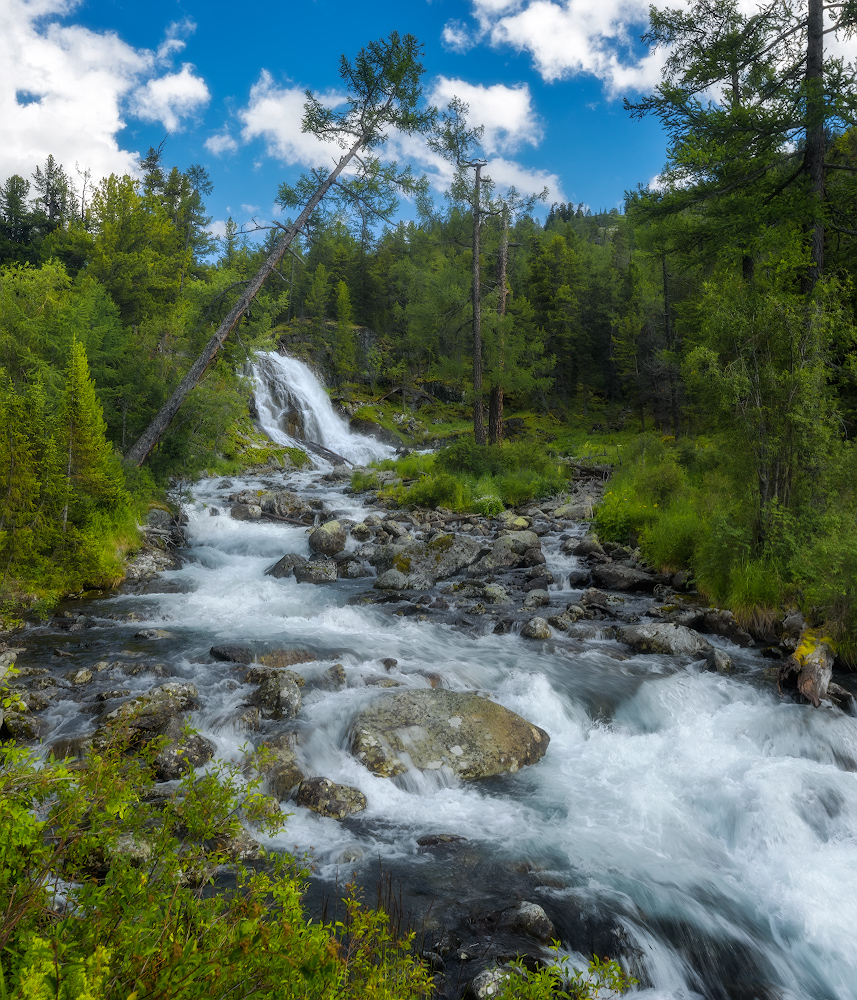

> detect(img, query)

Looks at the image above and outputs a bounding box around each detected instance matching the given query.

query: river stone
[521,617,552,639]
[211,644,253,664]
[265,553,307,578]
[351,522,372,541]
[231,503,261,520]
[257,733,306,798]
[337,559,371,579]
[591,563,658,592]
[371,534,487,585]
[620,623,712,657]
[260,649,314,671]
[705,647,733,673]
[453,581,511,605]
[68,668,93,685]
[308,520,347,556]
[260,490,311,519]
[375,568,409,590]
[294,559,337,584]
[554,500,593,520]
[350,689,549,781]
[153,717,215,779]
[296,777,367,819]
[496,529,541,554]
[466,536,524,576]
[570,532,605,557]
[778,630,835,707]
[469,968,514,999]
[251,672,302,720]
[101,681,199,735]
[501,901,555,942]
[498,511,530,529]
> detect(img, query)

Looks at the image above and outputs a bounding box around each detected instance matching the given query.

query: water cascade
[22,353,857,1000]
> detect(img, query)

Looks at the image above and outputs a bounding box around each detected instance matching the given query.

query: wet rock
[591,564,658,592]
[828,681,854,711]
[317,663,347,690]
[260,649,314,671]
[675,608,754,648]
[417,833,468,847]
[554,500,593,520]
[547,612,577,631]
[523,591,550,610]
[522,547,546,568]
[257,732,306,798]
[294,559,337,584]
[111,834,153,865]
[468,968,515,999]
[295,777,367,819]
[521,617,552,640]
[350,689,549,780]
[381,657,398,670]
[523,576,554,592]
[1,711,45,741]
[217,828,265,862]
[778,630,835,707]
[496,530,540,554]
[99,681,198,738]
[566,567,590,587]
[230,503,262,520]
[705,647,733,673]
[501,901,555,942]
[236,706,261,730]
[67,668,93,685]
[620,623,712,658]
[375,568,409,590]
[211,644,252,664]
[569,532,605,558]
[209,507,220,516]
[372,534,487,586]
[251,672,302,720]
[265,553,307,578]
[153,717,215,779]
[260,490,312,520]
[351,522,372,541]
[309,520,347,556]
[467,536,523,576]
[337,558,372,579]
[452,581,511,605]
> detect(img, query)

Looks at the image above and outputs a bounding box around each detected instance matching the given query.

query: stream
[19,352,857,1000]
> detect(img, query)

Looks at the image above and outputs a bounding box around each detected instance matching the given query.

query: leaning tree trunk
[805,0,825,290]
[488,206,509,446]
[471,163,486,446]
[125,136,365,468]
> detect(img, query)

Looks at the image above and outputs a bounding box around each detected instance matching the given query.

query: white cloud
[238,72,345,167]
[209,218,227,239]
[483,157,561,200]
[429,77,542,154]
[441,19,477,53]
[204,129,238,156]
[0,1,209,184]
[131,63,209,131]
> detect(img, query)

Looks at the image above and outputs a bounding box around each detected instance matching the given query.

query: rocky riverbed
[4,457,857,1000]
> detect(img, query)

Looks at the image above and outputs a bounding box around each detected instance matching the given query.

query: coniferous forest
[5,6,857,998]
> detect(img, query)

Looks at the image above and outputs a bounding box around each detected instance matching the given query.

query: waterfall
[251,352,395,466]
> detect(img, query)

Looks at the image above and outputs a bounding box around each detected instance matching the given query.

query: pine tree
[334,280,357,381]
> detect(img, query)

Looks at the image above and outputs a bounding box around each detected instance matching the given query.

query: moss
[393,555,412,573]
[428,534,454,553]
[793,629,836,662]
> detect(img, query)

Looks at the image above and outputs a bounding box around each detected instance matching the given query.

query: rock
[705,647,733,673]
[230,503,262,520]
[547,612,577,631]
[218,829,265,862]
[778,630,835,707]
[521,617,552,639]
[259,649,314,671]
[375,568,409,591]
[337,559,371,579]
[417,833,468,847]
[265,553,307,578]
[781,610,808,638]
[211,644,254,664]
[496,530,541,554]
[317,664,347,690]
[522,547,546,567]
[257,733,306,798]
[591,564,658,592]
[68,668,93,685]
[501,901,555,942]
[567,568,590,587]
[135,628,172,640]
[100,682,198,737]
[111,834,153,865]
[2,711,44,741]
[523,575,554,592]
[469,968,514,999]
[523,591,550,610]
[453,581,511,605]
[153,718,215,779]
[554,500,593,520]
[570,533,605,558]
[260,490,312,520]
[350,689,550,780]
[371,534,487,586]
[309,520,347,557]
[381,658,398,670]
[351,522,372,541]
[251,672,302,720]
[828,681,854,711]
[293,559,337,584]
[146,507,173,530]
[498,511,530,529]
[678,608,754,648]
[296,777,367,819]
[620,623,712,658]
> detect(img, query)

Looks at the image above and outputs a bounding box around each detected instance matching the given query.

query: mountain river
[20,352,857,1000]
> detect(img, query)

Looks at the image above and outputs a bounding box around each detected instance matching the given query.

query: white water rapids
[35,353,857,999]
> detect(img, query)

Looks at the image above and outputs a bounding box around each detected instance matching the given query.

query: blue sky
[0,0,725,236]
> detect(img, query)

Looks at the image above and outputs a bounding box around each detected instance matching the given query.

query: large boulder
[230,503,261,521]
[153,717,214,779]
[467,536,525,576]
[591,564,658,592]
[308,520,347,557]
[296,777,367,819]
[260,490,312,520]
[371,534,487,587]
[250,672,302,720]
[265,553,307,579]
[521,617,552,639]
[256,732,306,798]
[620,623,712,658]
[294,559,337,584]
[211,644,253,663]
[496,529,541,554]
[99,682,199,738]
[350,689,549,781]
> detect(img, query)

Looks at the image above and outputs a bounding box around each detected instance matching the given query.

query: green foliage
[498,952,636,1000]
[0,736,433,1000]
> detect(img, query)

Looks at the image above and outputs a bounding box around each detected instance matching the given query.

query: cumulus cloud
[131,63,209,132]
[204,129,239,156]
[0,1,209,183]
[428,77,542,154]
[238,72,345,167]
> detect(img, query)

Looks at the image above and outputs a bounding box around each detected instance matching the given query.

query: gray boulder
[265,553,307,578]
[153,717,214,779]
[294,559,337,584]
[308,520,347,557]
[620,623,712,657]
[466,535,525,576]
[230,503,261,521]
[296,777,367,819]
[257,732,306,798]
[568,533,605,557]
[99,682,198,737]
[521,617,552,639]
[591,563,658,592]
[497,529,541,554]
[211,644,253,663]
[251,672,302,720]
[374,568,409,591]
[501,901,555,942]
[371,534,486,586]
[350,689,549,781]
[260,490,312,520]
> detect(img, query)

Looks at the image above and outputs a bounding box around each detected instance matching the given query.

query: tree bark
[472,163,486,446]
[488,206,509,446]
[125,135,365,468]
[805,0,825,289]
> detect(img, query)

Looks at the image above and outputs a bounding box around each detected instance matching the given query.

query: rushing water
[29,353,857,1000]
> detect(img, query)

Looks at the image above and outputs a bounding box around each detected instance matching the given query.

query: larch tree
[126,31,434,468]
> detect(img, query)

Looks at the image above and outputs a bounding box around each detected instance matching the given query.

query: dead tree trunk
[125,136,364,468]
[488,206,509,446]
[472,162,486,446]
